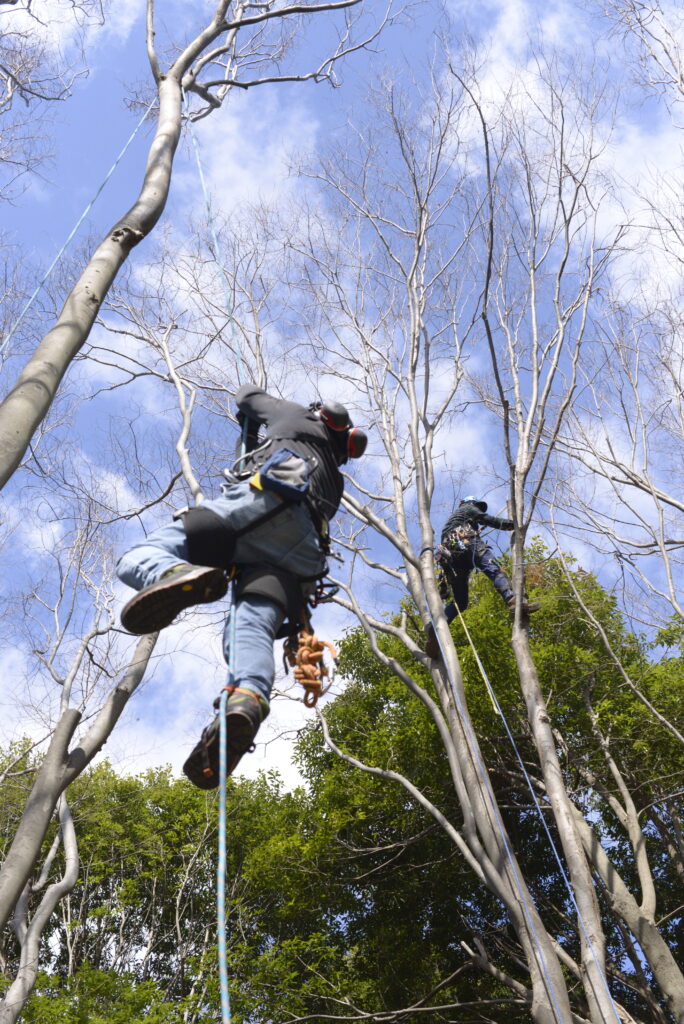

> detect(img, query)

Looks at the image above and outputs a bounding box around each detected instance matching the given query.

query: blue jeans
[443,540,513,620]
[222,594,285,703]
[116,481,325,703]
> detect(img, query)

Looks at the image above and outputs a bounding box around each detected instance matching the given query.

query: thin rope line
[216,420,248,1024]
[217,585,236,1024]
[455,605,622,1024]
[183,94,250,387]
[0,99,155,360]
[425,598,568,1021]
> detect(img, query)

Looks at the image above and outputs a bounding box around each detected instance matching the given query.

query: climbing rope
[187,97,249,1022]
[215,421,250,1024]
[216,596,336,1024]
[216,582,235,1024]
[183,93,249,387]
[284,619,337,706]
[0,100,155,360]
[453,604,621,1024]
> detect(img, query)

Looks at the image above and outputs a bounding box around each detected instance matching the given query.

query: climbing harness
[441,525,481,574]
[0,100,155,360]
[283,614,337,707]
[310,578,340,606]
[444,524,479,551]
[452,605,622,1024]
[175,446,315,571]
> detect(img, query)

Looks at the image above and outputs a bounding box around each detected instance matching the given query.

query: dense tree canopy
[1,2,684,1020]
[1,552,679,1023]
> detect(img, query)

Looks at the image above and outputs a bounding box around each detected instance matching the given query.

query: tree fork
[0,632,156,934]
[509,528,622,1024]
[572,804,684,1023]
[0,710,80,933]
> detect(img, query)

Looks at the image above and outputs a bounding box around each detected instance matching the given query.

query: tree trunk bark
[0,796,79,1024]
[0,711,80,933]
[572,803,684,1023]
[0,75,183,489]
[0,633,156,933]
[434,640,576,1024]
[511,620,617,1024]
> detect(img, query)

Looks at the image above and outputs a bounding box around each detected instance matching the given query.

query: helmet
[461,495,488,512]
[317,400,351,432]
[312,400,367,460]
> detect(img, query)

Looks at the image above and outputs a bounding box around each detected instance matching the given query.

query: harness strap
[179,497,290,571]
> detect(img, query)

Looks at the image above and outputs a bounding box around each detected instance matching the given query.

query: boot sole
[121,566,228,635]
[425,639,442,659]
[509,603,541,619]
[183,708,261,790]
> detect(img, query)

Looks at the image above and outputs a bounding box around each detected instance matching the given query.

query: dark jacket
[235,385,344,533]
[441,502,513,542]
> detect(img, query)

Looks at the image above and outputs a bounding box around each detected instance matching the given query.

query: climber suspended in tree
[116,385,367,786]
[425,496,539,659]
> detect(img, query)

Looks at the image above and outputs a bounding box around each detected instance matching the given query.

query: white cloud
[7,0,141,58]
[176,91,320,222]
[15,508,65,559]
[92,0,142,46]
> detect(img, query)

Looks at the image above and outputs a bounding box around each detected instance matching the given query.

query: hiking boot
[507,596,541,619]
[424,623,441,659]
[183,688,270,789]
[120,563,228,635]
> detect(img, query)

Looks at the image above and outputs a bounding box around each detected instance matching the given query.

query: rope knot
[284,626,337,707]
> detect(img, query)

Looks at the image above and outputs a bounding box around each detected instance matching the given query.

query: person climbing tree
[425,496,539,658]
[117,384,367,785]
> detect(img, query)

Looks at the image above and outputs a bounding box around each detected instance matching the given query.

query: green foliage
[654,616,684,655]
[3,547,682,1022]
[24,966,182,1024]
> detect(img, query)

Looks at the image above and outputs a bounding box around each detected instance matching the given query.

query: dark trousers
[443,540,513,621]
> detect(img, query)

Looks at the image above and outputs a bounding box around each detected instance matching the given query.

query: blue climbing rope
[216,419,249,1024]
[453,604,622,1024]
[183,93,250,388]
[0,100,155,360]
[217,587,236,1024]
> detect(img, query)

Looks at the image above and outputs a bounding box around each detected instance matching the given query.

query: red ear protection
[347,427,367,459]
[311,400,367,459]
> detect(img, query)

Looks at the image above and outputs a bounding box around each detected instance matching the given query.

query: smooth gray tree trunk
[0,633,156,935]
[0,75,183,489]
[508,521,620,1024]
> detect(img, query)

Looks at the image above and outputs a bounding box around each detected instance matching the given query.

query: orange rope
[284,625,337,707]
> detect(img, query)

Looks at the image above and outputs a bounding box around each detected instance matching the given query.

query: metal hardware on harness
[284,624,337,707]
[310,579,340,606]
[444,525,479,552]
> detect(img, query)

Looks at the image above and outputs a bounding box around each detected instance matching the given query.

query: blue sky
[1,0,683,784]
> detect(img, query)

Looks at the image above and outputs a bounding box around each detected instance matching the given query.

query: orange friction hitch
[284,619,337,707]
